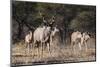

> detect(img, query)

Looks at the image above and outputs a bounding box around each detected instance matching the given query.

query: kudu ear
[42,16,49,26]
[50,16,55,25]
[43,17,47,23]
[52,16,55,20]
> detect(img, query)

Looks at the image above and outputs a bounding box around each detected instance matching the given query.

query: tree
[69,11,96,33]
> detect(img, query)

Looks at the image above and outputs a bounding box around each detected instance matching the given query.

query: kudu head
[42,16,55,28]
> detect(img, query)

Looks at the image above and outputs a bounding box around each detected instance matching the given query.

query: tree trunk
[17,23,23,39]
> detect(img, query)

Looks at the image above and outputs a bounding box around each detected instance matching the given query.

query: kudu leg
[78,42,82,51]
[26,43,30,56]
[40,42,43,59]
[47,43,51,56]
[71,42,75,54]
[85,42,88,52]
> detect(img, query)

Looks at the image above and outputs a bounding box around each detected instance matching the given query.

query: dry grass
[11,38,96,66]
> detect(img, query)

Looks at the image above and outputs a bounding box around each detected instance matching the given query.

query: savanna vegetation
[11,1,96,66]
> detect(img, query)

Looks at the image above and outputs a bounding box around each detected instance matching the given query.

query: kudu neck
[29,31,32,36]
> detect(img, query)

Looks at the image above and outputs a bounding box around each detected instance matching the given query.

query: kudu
[71,31,82,52]
[33,16,55,58]
[71,31,90,52]
[81,32,90,51]
[25,30,33,54]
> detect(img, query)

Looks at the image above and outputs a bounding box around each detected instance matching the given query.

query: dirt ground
[11,38,96,66]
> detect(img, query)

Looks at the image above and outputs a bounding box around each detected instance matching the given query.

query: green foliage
[12,1,96,42]
[69,11,96,32]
